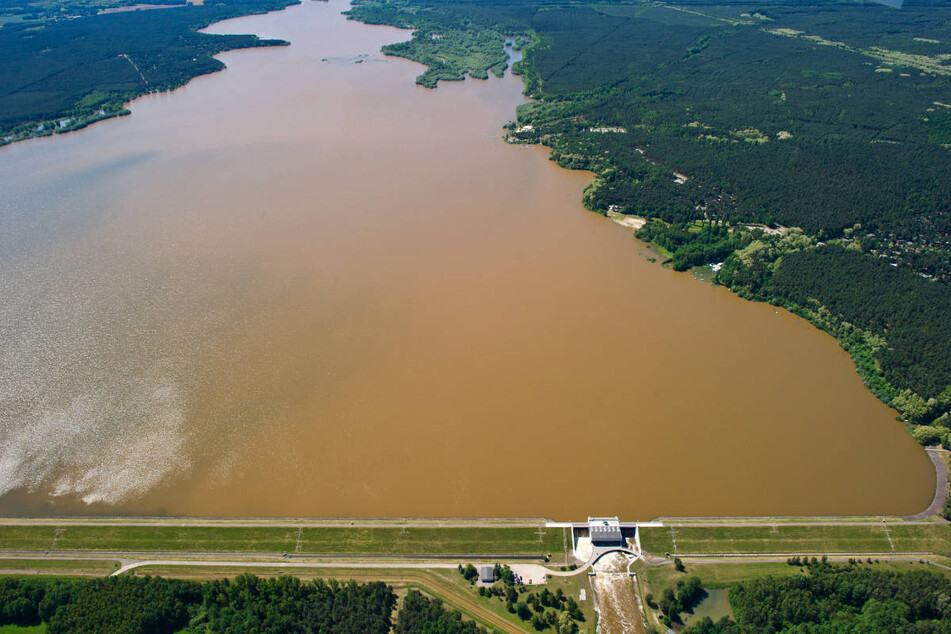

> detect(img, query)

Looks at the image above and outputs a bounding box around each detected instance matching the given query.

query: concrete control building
[588,516,624,547]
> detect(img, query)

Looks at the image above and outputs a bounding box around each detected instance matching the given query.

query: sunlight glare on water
[0,0,934,519]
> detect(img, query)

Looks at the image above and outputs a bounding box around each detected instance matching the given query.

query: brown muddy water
[0,0,934,519]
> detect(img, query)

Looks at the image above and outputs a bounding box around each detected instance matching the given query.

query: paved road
[657,554,948,565]
[904,449,949,521]
[0,548,542,562]
[657,520,947,526]
[111,559,463,576]
[0,519,547,528]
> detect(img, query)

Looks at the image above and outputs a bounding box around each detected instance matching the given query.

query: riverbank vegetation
[345,0,511,87]
[348,0,951,445]
[636,556,951,633]
[682,562,951,633]
[0,0,185,24]
[0,0,298,147]
[0,573,487,633]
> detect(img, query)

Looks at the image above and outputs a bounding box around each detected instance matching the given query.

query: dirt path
[0,518,546,528]
[904,449,949,521]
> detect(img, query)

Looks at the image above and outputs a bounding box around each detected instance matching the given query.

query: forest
[345,0,509,87]
[0,573,486,633]
[349,0,951,444]
[718,238,951,433]
[0,0,186,22]
[683,562,951,633]
[0,0,297,145]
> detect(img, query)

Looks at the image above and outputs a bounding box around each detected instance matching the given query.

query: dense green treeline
[396,590,487,633]
[715,232,951,434]
[636,220,742,272]
[0,0,297,145]
[382,26,507,87]
[512,6,951,245]
[652,576,704,627]
[346,0,510,88]
[0,0,187,24]
[0,573,481,633]
[684,564,951,633]
[717,241,951,433]
[772,247,951,404]
[368,0,951,254]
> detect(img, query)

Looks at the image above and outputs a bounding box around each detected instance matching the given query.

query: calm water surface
[0,0,934,519]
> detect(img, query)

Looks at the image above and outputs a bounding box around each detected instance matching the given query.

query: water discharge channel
[0,0,934,519]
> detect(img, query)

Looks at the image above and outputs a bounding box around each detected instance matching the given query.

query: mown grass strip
[6,524,558,557]
[889,524,951,553]
[641,524,900,555]
[0,526,57,551]
[301,526,559,556]
[54,526,299,553]
[0,558,119,575]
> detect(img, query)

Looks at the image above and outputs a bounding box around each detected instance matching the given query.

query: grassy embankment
[0,523,566,558]
[639,523,951,556]
[0,559,120,575]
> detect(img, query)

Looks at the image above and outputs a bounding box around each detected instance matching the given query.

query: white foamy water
[0,249,193,504]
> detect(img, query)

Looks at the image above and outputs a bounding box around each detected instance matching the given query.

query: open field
[301,526,564,557]
[54,525,300,553]
[639,523,951,555]
[638,559,798,596]
[0,522,566,559]
[889,524,951,552]
[0,526,57,551]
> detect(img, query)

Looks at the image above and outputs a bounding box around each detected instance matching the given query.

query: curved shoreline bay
[0,0,934,520]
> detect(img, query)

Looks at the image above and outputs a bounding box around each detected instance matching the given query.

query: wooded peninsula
[0,0,299,145]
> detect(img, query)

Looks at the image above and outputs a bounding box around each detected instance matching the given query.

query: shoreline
[0,0,938,522]
[0,0,300,150]
[0,445,946,523]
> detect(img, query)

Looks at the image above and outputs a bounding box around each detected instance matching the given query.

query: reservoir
[0,0,934,519]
